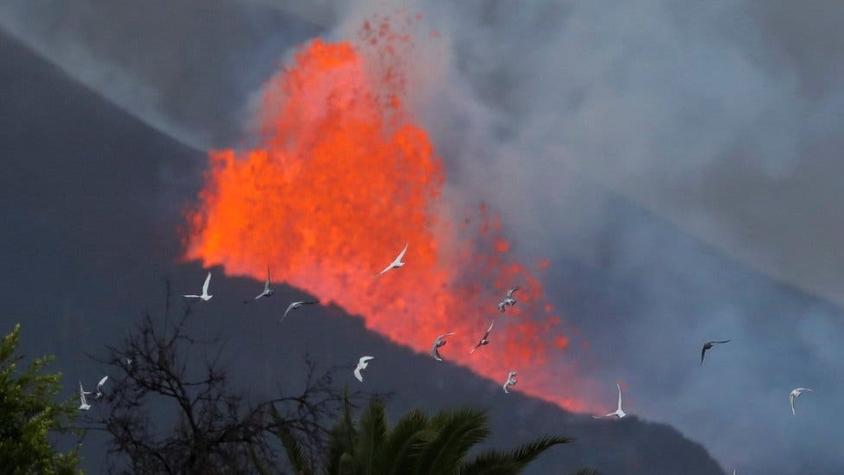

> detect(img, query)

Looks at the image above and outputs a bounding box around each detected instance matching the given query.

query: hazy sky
[2,1,843,473]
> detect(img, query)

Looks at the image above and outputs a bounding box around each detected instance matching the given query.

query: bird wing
[97,376,108,390]
[616,383,623,411]
[354,368,363,382]
[506,287,519,298]
[360,356,374,363]
[265,266,271,291]
[790,393,796,415]
[78,382,85,401]
[378,262,395,275]
[713,339,731,344]
[202,272,211,294]
[503,383,510,393]
[396,243,408,262]
[432,345,442,361]
[700,346,707,365]
[184,294,199,298]
[279,304,296,323]
[486,321,495,335]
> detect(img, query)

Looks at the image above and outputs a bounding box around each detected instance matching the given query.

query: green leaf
[269,405,313,475]
[353,399,387,475]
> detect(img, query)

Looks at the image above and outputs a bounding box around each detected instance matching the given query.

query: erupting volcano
[184,20,585,411]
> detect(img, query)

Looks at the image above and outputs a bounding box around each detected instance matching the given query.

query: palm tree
[269,392,573,475]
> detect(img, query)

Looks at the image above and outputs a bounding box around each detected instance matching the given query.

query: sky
[1,1,844,473]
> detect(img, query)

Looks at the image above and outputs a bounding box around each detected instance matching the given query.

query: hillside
[0,29,730,475]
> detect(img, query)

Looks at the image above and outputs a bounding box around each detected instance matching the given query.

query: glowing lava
[184,23,584,411]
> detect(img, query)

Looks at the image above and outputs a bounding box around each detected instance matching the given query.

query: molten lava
[185,23,584,411]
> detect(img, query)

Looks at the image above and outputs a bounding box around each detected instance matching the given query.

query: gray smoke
[3,0,844,473]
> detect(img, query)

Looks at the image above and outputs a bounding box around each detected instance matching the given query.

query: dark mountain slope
[0,30,728,474]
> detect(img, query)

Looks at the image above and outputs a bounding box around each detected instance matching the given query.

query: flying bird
[593,383,627,419]
[279,300,319,323]
[245,266,274,302]
[470,321,495,354]
[183,272,213,301]
[354,356,374,382]
[378,243,408,276]
[503,370,518,393]
[789,387,813,415]
[78,382,91,411]
[94,376,109,400]
[431,332,455,362]
[700,339,730,365]
[497,287,519,312]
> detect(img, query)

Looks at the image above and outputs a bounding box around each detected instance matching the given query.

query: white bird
[183,272,213,301]
[497,287,519,312]
[245,266,274,302]
[94,376,109,400]
[503,370,518,393]
[789,387,813,415]
[279,300,319,323]
[593,383,627,419]
[78,381,91,411]
[378,243,408,276]
[354,356,374,382]
[431,332,455,362]
[470,321,495,354]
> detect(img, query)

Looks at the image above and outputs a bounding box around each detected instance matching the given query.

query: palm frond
[508,435,573,467]
[354,398,387,475]
[462,435,572,475]
[269,405,313,475]
[382,410,430,475]
[414,409,490,475]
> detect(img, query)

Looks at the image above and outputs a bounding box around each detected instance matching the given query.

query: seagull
[78,382,91,411]
[431,332,455,362]
[183,272,213,301]
[593,383,627,419]
[497,287,519,312]
[503,370,518,393]
[378,243,408,276]
[279,300,319,323]
[245,266,274,303]
[93,376,108,400]
[470,321,495,354]
[700,339,730,365]
[789,387,813,415]
[354,356,374,382]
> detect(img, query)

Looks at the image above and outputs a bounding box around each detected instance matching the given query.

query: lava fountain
[184,20,585,411]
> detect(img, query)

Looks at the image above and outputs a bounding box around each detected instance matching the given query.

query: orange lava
[184,22,585,411]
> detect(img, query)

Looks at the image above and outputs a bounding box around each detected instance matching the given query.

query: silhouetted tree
[273,395,573,475]
[0,323,80,474]
[82,283,365,474]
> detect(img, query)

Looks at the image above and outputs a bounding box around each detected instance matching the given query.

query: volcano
[0,28,726,474]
